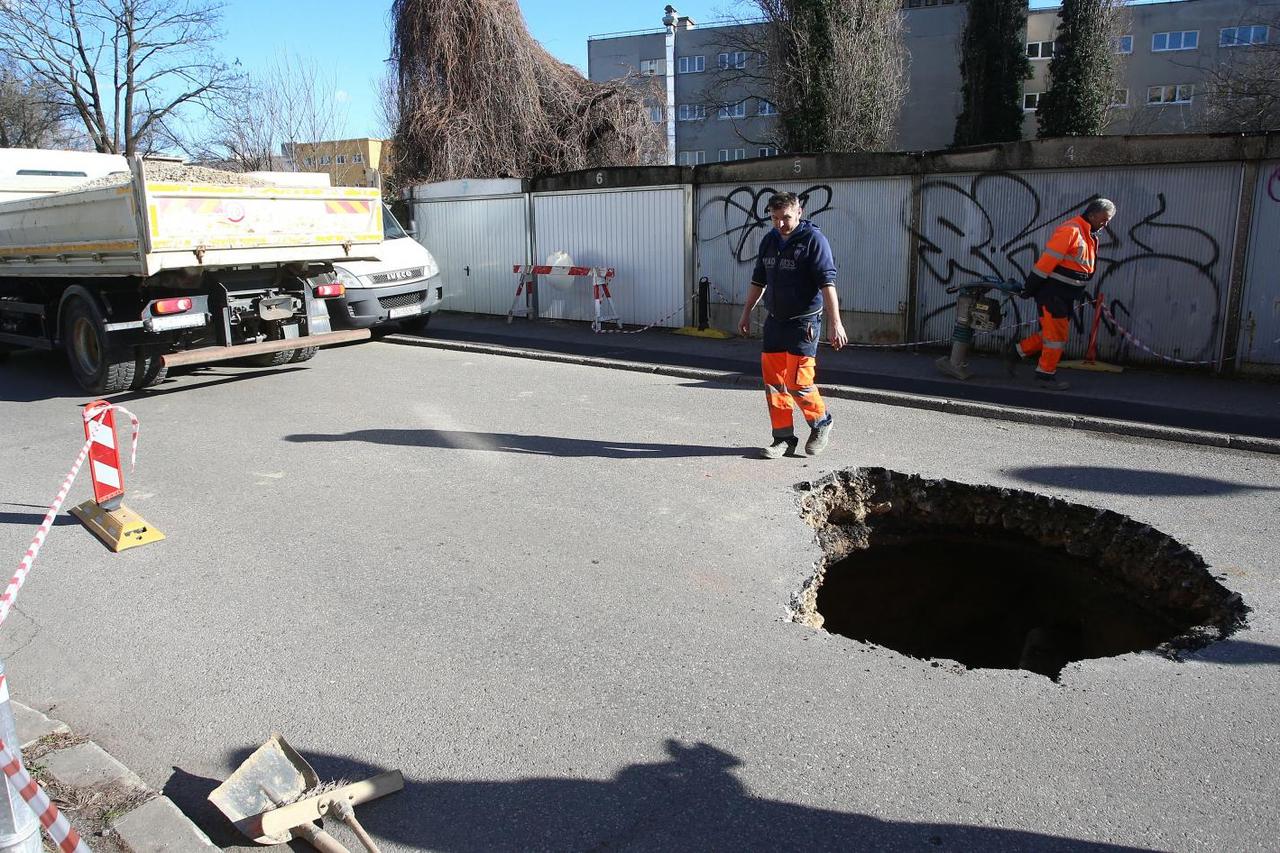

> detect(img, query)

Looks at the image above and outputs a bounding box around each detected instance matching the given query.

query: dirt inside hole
[794,468,1249,680]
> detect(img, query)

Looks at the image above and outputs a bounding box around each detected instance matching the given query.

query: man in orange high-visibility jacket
[1007,198,1116,390]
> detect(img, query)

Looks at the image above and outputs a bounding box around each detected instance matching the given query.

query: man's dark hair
[766,192,801,211]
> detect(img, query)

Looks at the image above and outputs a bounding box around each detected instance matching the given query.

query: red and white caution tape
[1099,302,1227,366]
[591,293,697,335]
[0,736,90,852]
[0,404,139,630]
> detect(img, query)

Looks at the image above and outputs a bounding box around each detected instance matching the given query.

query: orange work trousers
[1017,307,1070,377]
[762,351,828,437]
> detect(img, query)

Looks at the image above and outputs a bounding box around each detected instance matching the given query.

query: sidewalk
[385,312,1280,452]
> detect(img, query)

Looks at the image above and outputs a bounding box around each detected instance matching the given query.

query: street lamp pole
[663,5,678,165]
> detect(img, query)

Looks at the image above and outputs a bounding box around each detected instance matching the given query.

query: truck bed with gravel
[0,150,384,393]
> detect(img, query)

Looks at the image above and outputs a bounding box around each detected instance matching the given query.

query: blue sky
[211,0,1100,137]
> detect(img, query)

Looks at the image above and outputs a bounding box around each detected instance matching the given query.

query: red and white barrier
[0,403,138,630]
[507,264,622,332]
[0,735,90,853]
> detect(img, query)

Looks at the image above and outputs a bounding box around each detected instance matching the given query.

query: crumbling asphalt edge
[383,335,1280,456]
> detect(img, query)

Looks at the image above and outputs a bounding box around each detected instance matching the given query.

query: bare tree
[0,55,85,147]
[746,0,907,152]
[180,51,351,173]
[0,0,240,155]
[390,0,664,183]
[373,67,398,141]
[1194,11,1280,133]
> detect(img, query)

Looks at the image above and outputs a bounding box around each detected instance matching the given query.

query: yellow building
[287,137,392,187]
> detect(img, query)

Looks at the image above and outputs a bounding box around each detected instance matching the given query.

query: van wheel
[62,296,135,393]
[246,349,296,367]
[290,346,319,363]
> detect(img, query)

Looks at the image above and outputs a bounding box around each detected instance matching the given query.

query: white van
[321,204,442,332]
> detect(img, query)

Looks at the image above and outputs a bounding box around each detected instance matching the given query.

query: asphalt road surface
[1,341,1277,852]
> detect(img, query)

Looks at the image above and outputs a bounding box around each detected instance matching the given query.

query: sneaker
[1034,372,1071,391]
[761,436,798,459]
[1005,339,1024,377]
[805,419,834,456]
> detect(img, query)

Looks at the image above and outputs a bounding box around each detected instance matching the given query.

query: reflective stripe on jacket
[1033,215,1097,285]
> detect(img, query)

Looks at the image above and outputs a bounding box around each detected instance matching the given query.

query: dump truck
[0,149,384,393]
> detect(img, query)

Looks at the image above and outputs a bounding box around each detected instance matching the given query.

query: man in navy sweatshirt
[737,192,847,459]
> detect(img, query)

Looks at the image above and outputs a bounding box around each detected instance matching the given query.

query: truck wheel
[289,346,319,363]
[246,349,296,367]
[62,296,136,393]
[131,352,169,390]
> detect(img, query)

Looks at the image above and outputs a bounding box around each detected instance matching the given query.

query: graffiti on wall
[698,184,835,263]
[910,171,1225,360]
[1267,165,1280,204]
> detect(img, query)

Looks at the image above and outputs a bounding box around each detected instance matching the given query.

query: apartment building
[587,0,1276,155]
[282,137,392,187]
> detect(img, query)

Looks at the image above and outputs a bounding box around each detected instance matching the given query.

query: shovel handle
[290,821,352,853]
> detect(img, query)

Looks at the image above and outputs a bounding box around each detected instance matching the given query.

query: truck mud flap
[159,328,370,368]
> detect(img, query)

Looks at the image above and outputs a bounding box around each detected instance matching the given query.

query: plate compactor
[934,276,1025,381]
[209,734,403,853]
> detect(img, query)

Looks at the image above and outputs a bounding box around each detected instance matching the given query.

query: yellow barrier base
[673,326,733,340]
[70,501,165,552]
[1059,359,1125,373]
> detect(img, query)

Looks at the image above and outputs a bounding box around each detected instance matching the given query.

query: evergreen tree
[954,0,1033,146]
[1037,0,1121,137]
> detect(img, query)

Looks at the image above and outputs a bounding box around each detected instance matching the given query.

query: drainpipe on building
[663,5,678,165]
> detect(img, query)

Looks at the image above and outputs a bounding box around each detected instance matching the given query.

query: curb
[383,335,1280,455]
[13,700,216,852]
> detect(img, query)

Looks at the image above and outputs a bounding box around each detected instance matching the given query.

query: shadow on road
[1006,465,1279,497]
[168,739,1152,852]
[0,511,77,528]
[1182,639,1280,667]
[0,349,307,403]
[285,429,753,460]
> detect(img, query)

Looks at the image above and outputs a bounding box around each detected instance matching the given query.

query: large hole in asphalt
[793,468,1248,680]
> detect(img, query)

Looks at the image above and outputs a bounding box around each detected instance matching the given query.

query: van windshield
[383,205,408,240]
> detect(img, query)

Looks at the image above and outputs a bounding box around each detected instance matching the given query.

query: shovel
[209,734,403,853]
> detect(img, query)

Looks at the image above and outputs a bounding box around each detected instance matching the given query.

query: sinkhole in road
[792,468,1248,680]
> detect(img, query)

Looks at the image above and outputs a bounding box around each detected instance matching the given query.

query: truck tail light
[153,297,193,315]
[314,283,345,299]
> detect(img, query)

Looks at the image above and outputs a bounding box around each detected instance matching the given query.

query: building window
[677,55,704,74]
[1113,34,1133,54]
[1220,26,1268,47]
[1026,41,1054,59]
[1147,84,1194,105]
[639,58,660,76]
[1152,31,1198,51]
[1111,88,1129,107]
[1023,92,1041,111]
[907,0,922,7]
[336,154,347,165]
[677,104,707,121]
[649,105,663,123]
[717,51,746,70]
[318,155,332,165]
[303,156,314,166]
[352,153,364,164]
[678,150,705,166]
[718,148,746,162]
[758,147,779,157]
[718,100,747,119]
[758,99,777,116]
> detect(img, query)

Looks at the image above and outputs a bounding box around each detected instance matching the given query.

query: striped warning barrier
[0,404,139,630]
[0,734,90,853]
